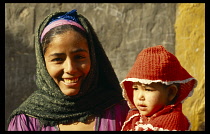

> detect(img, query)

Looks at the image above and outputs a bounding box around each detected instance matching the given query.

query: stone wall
[5,3,204,131]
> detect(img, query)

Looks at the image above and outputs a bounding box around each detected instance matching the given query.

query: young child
[120,45,197,131]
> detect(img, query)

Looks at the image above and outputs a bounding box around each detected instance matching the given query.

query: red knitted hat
[121,45,197,109]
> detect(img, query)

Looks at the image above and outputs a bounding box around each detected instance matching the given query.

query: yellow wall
[175,3,205,131]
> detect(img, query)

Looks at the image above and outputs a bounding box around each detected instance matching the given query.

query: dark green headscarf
[8,10,123,127]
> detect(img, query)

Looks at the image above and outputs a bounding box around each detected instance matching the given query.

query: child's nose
[138,91,145,101]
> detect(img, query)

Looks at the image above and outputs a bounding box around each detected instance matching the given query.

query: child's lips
[138,104,147,111]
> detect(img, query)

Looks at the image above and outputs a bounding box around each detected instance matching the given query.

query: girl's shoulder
[95,100,130,131]
[8,114,40,131]
[106,100,129,114]
[8,114,57,131]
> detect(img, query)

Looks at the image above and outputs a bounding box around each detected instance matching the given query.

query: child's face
[132,82,170,117]
[44,30,91,96]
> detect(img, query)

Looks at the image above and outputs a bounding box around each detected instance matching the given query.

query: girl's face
[132,82,170,117]
[44,30,91,96]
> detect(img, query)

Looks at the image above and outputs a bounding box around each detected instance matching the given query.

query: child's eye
[132,86,138,90]
[133,88,138,90]
[132,83,139,90]
[145,88,153,91]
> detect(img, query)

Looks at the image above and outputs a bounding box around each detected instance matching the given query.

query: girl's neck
[58,115,95,131]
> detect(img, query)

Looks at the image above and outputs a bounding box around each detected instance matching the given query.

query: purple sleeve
[8,114,40,131]
[8,101,129,131]
[7,114,57,131]
[96,100,129,131]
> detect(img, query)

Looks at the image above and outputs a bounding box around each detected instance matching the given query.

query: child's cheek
[146,94,160,104]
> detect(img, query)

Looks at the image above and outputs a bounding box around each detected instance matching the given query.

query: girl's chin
[60,88,80,96]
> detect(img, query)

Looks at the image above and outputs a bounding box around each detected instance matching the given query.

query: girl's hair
[41,24,88,54]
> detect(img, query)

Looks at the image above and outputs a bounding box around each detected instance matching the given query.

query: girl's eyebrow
[71,48,88,53]
[49,48,88,57]
[49,53,65,57]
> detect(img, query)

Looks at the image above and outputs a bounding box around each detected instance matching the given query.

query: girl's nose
[64,59,77,74]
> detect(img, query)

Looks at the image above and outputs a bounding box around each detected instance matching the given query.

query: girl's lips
[63,77,79,83]
[62,77,80,87]
[63,81,78,86]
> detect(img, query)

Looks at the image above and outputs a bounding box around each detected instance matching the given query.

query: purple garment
[8,100,129,131]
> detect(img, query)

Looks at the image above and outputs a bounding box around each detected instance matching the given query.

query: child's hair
[41,24,87,54]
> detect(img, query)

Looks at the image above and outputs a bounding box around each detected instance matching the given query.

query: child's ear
[167,84,178,102]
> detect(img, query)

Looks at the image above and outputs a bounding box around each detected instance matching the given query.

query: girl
[8,9,129,131]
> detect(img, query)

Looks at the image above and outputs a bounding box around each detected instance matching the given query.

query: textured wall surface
[175,3,205,131]
[5,3,177,130]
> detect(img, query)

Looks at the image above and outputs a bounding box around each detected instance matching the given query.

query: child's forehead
[132,82,164,87]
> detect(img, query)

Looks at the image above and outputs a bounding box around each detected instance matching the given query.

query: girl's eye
[75,55,86,60]
[52,58,63,62]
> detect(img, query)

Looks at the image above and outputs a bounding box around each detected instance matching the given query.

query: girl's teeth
[64,78,78,83]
